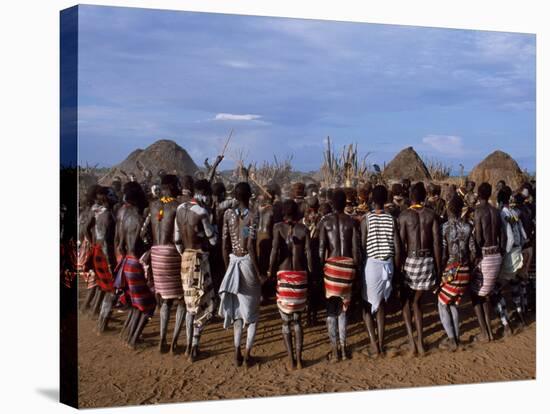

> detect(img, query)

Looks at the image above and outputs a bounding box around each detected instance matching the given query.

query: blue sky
[76,5,536,173]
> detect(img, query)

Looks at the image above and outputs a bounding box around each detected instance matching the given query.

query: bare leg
[438,302,458,351]
[401,290,417,355]
[158,299,172,352]
[124,307,141,343]
[97,292,115,333]
[81,286,97,313]
[129,312,149,349]
[91,289,105,319]
[189,324,203,362]
[362,303,379,356]
[326,315,339,363]
[233,319,243,366]
[412,290,425,354]
[170,300,186,353]
[294,313,304,369]
[120,307,135,339]
[377,302,386,354]
[281,316,296,369]
[338,311,348,360]
[185,312,195,356]
[471,293,491,341]
[244,322,258,366]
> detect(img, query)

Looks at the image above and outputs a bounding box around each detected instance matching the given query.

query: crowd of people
[69,163,536,370]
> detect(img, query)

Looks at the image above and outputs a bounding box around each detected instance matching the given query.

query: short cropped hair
[234,182,252,203]
[372,185,388,207]
[447,194,464,218]
[332,189,347,212]
[410,182,427,203]
[497,186,512,205]
[477,182,492,200]
[282,199,298,220]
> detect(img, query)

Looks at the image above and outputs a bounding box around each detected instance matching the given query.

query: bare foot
[504,325,514,337]
[296,359,303,369]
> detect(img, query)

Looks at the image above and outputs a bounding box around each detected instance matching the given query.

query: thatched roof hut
[383,146,431,182]
[98,139,199,185]
[468,150,527,191]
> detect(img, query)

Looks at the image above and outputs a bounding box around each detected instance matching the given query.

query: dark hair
[194,179,212,196]
[86,184,102,207]
[212,181,226,198]
[267,182,282,199]
[234,182,252,203]
[497,186,512,205]
[513,193,525,206]
[282,199,298,220]
[391,183,403,197]
[332,189,347,212]
[372,185,388,207]
[292,182,305,198]
[410,182,427,203]
[447,194,464,217]
[161,174,180,197]
[123,181,148,213]
[477,182,492,200]
[343,187,357,204]
[181,175,194,193]
[319,202,333,216]
[306,196,320,209]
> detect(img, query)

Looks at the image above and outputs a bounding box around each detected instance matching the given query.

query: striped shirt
[364,212,395,259]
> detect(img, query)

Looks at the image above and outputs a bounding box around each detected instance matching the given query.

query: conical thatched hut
[98,139,199,185]
[468,150,527,191]
[383,146,432,182]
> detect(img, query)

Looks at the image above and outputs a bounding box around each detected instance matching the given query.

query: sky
[75,5,536,173]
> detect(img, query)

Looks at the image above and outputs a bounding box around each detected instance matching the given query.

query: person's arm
[474,209,483,256]
[441,224,448,271]
[200,211,217,247]
[398,213,407,265]
[352,220,361,267]
[360,215,368,264]
[432,216,442,277]
[268,225,280,278]
[247,211,261,280]
[318,220,327,269]
[393,217,402,272]
[468,225,477,265]
[305,229,313,275]
[174,209,183,255]
[140,211,151,244]
[222,210,231,268]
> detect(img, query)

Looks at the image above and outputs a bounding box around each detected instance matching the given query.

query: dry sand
[77,283,535,408]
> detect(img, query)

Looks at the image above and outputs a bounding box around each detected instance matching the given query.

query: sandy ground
[77,282,536,409]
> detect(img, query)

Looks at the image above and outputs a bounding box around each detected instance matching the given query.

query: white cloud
[422,134,465,155]
[220,60,255,69]
[214,113,263,121]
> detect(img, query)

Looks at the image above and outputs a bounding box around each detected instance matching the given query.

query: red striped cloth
[438,262,470,305]
[276,270,308,314]
[92,244,114,292]
[115,255,156,316]
[323,256,356,311]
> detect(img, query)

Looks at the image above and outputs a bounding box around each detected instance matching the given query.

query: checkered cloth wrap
[151,245,183,299]
[92,243,114,292]
[404,256,436,291]
[437,262,470,305]
[276,270,308,314]
[323,256,356,311]
[115,255,156,316]
[471,251,502,296]
[181,249,215,328]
